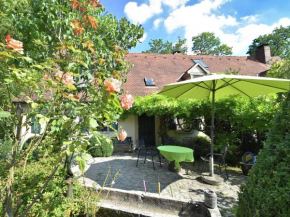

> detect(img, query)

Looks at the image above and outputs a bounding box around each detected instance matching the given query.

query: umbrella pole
[210,83,216,177]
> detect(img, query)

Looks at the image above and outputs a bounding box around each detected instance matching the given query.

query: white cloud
[124,0,162,24]
[163,0,290,55]
[164,0,237,52]
[164,0,236,33]
[230,18,290,54]
[139,32,148,43]
[124,0,188,24]
[241,15,258,23]
[161,0,189,9]
[153,18,164,29]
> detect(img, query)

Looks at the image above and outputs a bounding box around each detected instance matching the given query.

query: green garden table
[157,145,194,171]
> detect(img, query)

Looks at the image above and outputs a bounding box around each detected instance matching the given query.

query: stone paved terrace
[84,152,246,216]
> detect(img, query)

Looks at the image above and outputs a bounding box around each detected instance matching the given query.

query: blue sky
[104,0,290,55]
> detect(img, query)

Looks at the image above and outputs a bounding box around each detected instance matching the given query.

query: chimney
[255,44,271,64]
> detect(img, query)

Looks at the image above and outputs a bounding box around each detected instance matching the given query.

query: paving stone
[83,153,245,215]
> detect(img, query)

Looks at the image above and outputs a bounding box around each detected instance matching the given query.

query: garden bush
[193,135,211,158]
[0,138,13,159]
[88,135,114,157]
[0,156,100,216]
[237,93,290,217]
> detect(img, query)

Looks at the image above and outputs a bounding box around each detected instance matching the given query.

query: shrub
[237,93,290,217]
[88,135,114,157]
[0,138,13,158]
[0,156,100,216]
[193,135,211,158]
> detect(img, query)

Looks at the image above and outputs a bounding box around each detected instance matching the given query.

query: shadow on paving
[85,156,183,194]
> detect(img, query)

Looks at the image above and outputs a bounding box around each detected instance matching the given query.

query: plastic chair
[200,144,229,179]
[136,139,161,170]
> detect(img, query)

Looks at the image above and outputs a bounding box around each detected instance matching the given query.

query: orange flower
[119,130,127,142]
[120,94,134,110]
[70,0,79,9]
[104,78,121,93]
[70,21,84,36]
[6,35,24,54]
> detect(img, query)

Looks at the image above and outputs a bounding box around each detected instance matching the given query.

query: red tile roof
[123,53,273,97]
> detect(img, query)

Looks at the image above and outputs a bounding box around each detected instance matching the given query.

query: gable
[187,63,209,76]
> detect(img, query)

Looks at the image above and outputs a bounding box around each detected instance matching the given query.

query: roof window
[144,78,155,86]
[192,59,208,68]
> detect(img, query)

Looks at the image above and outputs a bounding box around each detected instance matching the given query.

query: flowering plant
[0,0,143,216]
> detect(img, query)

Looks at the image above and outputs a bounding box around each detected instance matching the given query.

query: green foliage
[123,93,278,163]
[247,25,290,58]
[0,138,13,158]
[237,93,290,217]
[143,37,187,54]
[88,135,114,157]
[192,32,232,55]
[0,156,100,216]
[267,59,290,79]
[193,135,211,158]
[0,0,143,215]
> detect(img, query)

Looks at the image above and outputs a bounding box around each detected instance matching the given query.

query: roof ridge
[127,53,251,58]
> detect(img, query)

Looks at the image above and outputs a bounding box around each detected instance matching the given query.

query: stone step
[96,188,221,217]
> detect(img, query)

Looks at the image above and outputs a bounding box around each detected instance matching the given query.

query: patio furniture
[112,136,133,153]
[136,139,161,170]
[200,144,229,179]
[157,145,194,172]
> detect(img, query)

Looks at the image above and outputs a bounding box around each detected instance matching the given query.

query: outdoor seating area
[84,152,246,215]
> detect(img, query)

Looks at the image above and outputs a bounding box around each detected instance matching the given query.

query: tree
[192,32,232,55]
[237,61,290,217]
[0,0,143,216]
[143,37,187,54]
[267,60,290,79]
[247,25,290,58]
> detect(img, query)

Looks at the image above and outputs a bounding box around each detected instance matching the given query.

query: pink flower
[121,94,134,110]
[119,130,127,142]
[63,73,74,86]
[44,74,51,80]
[6,35,24,54]
[104,78,121,93]
[55,72,74,85]
[55,71,63,80]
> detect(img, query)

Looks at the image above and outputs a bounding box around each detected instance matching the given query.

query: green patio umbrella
[158,74,290,178]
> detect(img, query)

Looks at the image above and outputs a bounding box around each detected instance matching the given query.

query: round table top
[157,145,193,154]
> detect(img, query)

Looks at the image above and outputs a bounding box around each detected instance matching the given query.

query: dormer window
[192,59,208,68]
[144,78,155,86]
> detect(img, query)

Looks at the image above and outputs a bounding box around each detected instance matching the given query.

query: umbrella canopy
[159,74,290,177]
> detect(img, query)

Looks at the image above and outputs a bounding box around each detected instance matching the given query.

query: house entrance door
[138,114,155,147]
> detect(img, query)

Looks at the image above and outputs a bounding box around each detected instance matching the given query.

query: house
[16,44,280,149]
[115,44,281,148]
